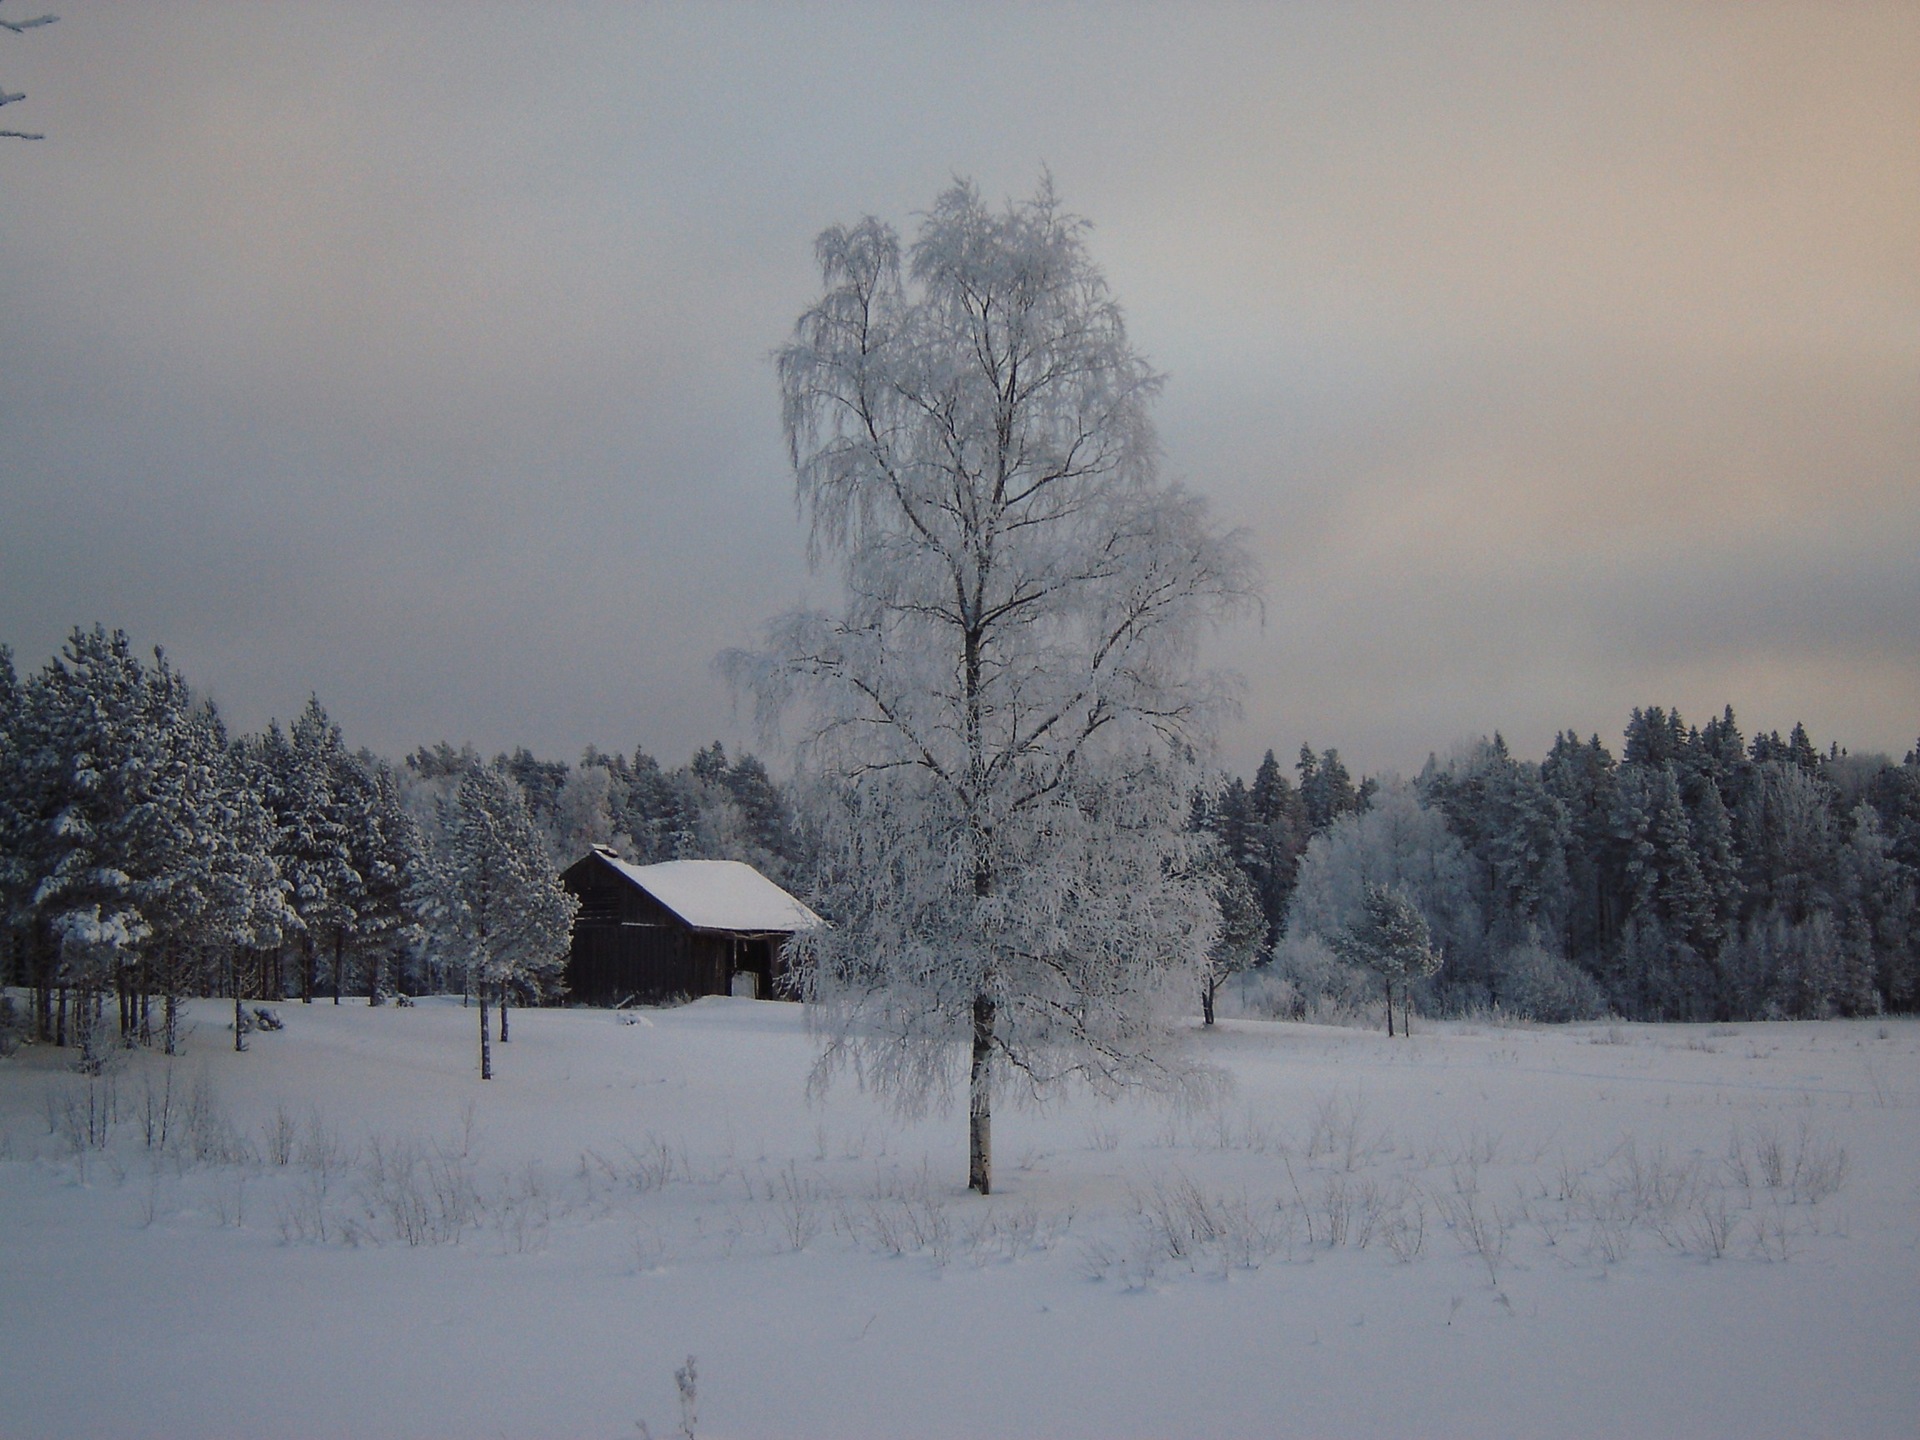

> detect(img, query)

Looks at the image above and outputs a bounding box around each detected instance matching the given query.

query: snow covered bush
[1490,935,1607,1023]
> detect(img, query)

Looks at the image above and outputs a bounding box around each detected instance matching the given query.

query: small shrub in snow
[635,1354,698,1440]
[185,1071,252,1166]
[262,1104,297,1166]
[1301,1091,1384,1171]
[490,1162,555,1254]
[1109,1170,1291,1279]
[1685,1194,1737,1259]
[358,1135,479,1247]
[1491,939,1608,1023]
[848,1164,955,1264]
[771,1161,826,1251]
[580,1135,686,1199]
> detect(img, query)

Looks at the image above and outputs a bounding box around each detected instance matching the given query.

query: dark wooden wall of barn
[559,853,784,1004]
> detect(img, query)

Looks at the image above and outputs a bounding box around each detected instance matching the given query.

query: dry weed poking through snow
[0,999,1913,1439]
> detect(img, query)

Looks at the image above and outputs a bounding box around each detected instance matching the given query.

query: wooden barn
[560,846,822,1005]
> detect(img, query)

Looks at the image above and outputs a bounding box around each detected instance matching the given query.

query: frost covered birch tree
[734,178,1254,1194]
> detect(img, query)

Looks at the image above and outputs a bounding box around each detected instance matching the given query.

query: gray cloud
[2,3,1914,777]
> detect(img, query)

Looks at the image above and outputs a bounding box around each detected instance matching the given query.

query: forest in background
[3,624,1915,1062]
[1199,718,1918,1026]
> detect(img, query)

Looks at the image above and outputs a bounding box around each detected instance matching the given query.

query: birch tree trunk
[968,994,994,1194]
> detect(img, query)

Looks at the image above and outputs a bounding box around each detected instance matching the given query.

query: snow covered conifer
[735,178,1254,1193]
[440,763,578,1078]
[26,627,162,1061]
[318,751,424,1005]
[1329,882,1442,1036]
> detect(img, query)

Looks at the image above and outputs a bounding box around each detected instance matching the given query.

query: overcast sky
[2,3,1914,779]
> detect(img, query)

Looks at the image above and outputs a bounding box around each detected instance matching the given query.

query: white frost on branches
[733,178,1256,1192]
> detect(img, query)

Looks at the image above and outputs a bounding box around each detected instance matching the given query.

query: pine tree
[1542,731,1623,977]
[1244,749,1307,945]
[439,764,578,1077]
[254,705,356,1003]
[1613,763,1716,1018]
[349,757,424,1005]
[1422,737,1573,975]
[1737,760,1839,925]
[0,648,35,1013]
[1623,706,1688,769]
[1838,802,1914,1011]
[26,627,161,1062]
[1298,744,1360,835]
[1328,882,1442,1036]
[135,664,234,1053]
[496,747,571,842]
[208,729,294,1049]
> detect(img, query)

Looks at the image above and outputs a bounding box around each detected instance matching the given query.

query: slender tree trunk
[1202,973,1217,1027]
[163,990,179,1057]
[499,990,509,1043]
[233,951,248,1053]
[56,984,67,1048]
[1386,979,1395,1038]
[368,944,384,1006]
[139,979,153,1048]
[968,993,994,1194]
[478,984,492,1080]
[301,935,315,1004]
[33,930,50,1041]
[332,930,342,1005]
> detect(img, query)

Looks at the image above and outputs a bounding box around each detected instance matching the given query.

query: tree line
[6,624,1913,1069]
[0,626,807,1064]
[1196,713,1920,1023]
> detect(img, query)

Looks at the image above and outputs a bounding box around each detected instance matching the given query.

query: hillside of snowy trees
[3,623,1915,1060]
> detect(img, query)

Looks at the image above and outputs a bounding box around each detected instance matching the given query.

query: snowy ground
[1,997,1916,1439]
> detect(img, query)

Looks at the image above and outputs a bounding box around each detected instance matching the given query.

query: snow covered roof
[588,849,823,934]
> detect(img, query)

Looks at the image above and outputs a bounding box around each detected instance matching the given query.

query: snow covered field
[2,997,1916,1439]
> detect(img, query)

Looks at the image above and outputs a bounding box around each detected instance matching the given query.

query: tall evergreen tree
[25,627,162,1062]
[1329,882,1443,1036]
[349,756,424,1005]
[1612,761,1716,1018]
[1243,749,1308,945]
[1298,744,1360,835]
[1541,732,1624,967]
[439,763,578,1077]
